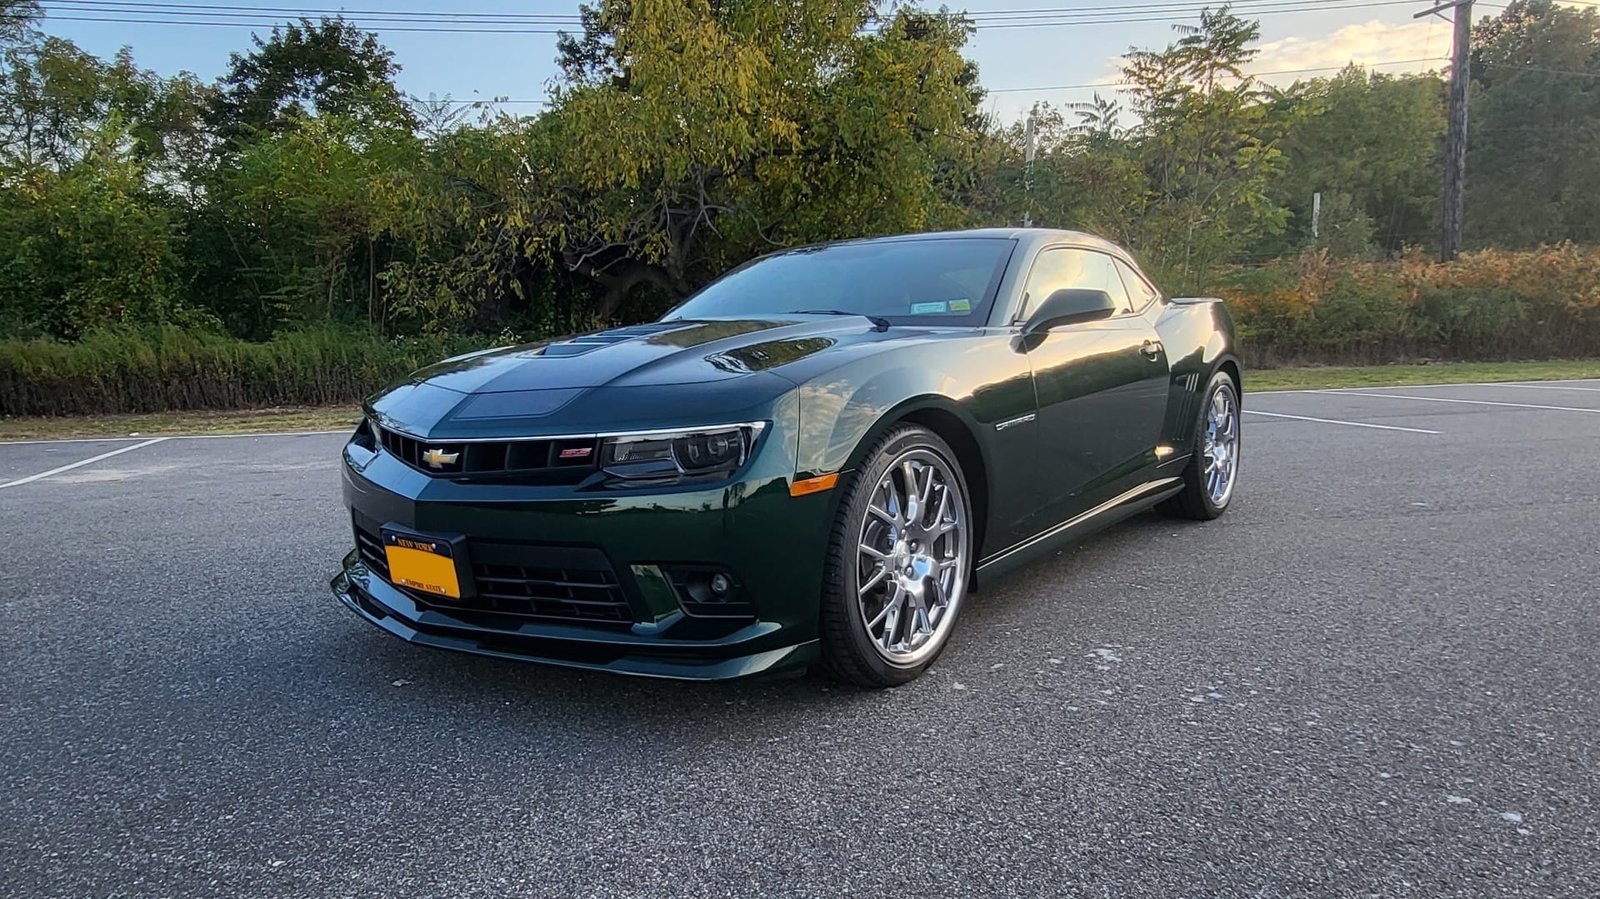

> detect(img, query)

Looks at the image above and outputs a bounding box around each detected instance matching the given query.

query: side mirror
[1023,288,1117,334]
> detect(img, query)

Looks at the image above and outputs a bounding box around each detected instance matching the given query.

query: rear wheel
[1160,370,1240,520]
[819,425,973,687]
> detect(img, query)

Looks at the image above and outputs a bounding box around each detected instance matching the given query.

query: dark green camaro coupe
[332,228,1241,686]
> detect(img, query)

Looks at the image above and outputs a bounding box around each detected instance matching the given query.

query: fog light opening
[664,566,754,619]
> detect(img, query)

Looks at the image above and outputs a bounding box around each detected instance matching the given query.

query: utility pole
[1022,112,1037,228]
[1417,0,1472,261]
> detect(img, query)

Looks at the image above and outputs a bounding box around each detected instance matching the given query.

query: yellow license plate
[384,535,462,600]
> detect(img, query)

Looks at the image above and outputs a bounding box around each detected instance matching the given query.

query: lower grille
[468,558,631,623]
[354,525,390,577]
[352,515,634,625]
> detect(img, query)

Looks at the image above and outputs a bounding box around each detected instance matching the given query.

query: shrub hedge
[1213,244,1600,366]
[0,326,483,417]
[4,244,1599,418]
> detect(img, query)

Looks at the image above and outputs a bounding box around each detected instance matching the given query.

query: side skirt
[972,477,1182,587]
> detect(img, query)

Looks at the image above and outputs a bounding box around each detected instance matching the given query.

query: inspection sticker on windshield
[910,299,971,315]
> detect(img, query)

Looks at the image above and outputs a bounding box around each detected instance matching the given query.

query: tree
[541,0,984,319]
[208,17,414,149]
[1467,0,1600,247]
[0,0,38,49]
[967,100,1143,243]
[0,119,186,338]
[0,36,210,173]
[1267,69,1445,255]
[1120,6,1289,286]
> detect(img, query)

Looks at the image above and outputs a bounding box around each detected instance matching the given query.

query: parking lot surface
[3,381,1598,898]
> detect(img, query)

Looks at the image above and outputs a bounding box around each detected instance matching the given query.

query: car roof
[788,227,1131,257]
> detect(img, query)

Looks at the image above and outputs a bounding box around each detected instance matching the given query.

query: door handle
[1140,340,1164,360]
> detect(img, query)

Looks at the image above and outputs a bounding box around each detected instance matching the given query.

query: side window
[1019,249,1133,319]
[1114,258,1161,311]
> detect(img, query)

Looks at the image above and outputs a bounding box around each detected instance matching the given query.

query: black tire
[1160,370,1240,521]
[818,424,973,688]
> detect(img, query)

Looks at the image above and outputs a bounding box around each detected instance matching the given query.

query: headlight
[350,416,377,449]
[600,423,765,482]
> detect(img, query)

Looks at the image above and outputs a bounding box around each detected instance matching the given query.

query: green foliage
[1267,70,1444,255]
[2,0,1600,416]
[973,8,1295,291]
[1210,244,1600,365]
[0,325,481,416]
[203,113,422,331]
[538,0,984,317]
[1468,0,1600,248]
[0,121,188,339]
[209,17,414,147]
[1118,8,1289,290]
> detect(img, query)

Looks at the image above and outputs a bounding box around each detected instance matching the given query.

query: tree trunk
[569,254,686,322]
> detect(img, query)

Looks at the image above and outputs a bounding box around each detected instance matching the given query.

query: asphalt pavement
[2,380,1598,898]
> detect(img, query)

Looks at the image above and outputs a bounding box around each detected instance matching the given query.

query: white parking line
[0,436,146,446]
[1243,409,1440,434]
[1241,407,1446,431]
[0,429,350,446]
[169,430,352,440]
[0,437,171,490]
[1251,378,1600,396]
[1489,382,1600,393]
[1315,391,1600,414]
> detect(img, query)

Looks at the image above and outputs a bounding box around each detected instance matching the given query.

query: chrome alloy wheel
[855,449,970,666]
[1203,383,1240,507]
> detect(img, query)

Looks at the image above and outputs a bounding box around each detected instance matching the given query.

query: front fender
[791,334,1032,478]
[790,333,1038,558]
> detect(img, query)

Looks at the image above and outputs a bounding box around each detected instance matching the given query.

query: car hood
[367,316,919,440]
[408,317,911,393]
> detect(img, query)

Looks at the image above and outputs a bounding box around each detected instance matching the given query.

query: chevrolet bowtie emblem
[421,448,460,469]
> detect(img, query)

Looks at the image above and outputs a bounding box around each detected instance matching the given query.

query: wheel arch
[829,395,993,577]
[1216,356,1242,396]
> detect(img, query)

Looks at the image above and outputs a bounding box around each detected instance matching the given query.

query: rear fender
[1156,298,1240,450]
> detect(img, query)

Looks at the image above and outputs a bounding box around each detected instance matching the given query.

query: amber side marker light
[789,473,840,497]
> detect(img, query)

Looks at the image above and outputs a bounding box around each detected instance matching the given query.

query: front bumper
[332,559,818,679]
[330,434,834,680]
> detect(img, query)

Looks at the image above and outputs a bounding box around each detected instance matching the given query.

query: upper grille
[376,424,599,481]
[352,514,635,625]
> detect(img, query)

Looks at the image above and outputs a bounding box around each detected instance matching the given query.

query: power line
[45,1,582,24]
[974,0,1419,27]
[986,55,1449,93]
[428,55,1453,107]
[963,0,1400,14]
[37,0,1425,33]
[38,0,1409,22]
[438,54,1600,109]
[40,15,571,32]
[46,0,579,18]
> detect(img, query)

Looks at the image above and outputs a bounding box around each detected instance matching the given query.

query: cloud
[1246,3,1595,85]
[1247,19,1448,84]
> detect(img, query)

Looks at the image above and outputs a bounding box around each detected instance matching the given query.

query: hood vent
[539,323,689,357]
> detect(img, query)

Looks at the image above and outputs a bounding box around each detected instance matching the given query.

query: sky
[31,0,1498,124]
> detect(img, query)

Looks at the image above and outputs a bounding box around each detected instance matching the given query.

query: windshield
[666,238,1016,325]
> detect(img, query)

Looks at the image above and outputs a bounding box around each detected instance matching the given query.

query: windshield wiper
[783,309,891,332]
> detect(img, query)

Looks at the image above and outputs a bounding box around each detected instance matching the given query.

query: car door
[1018,247,1171,530]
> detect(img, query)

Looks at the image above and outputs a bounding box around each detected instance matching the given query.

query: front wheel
[818,425,973,687]
[1160,370,1240,520]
